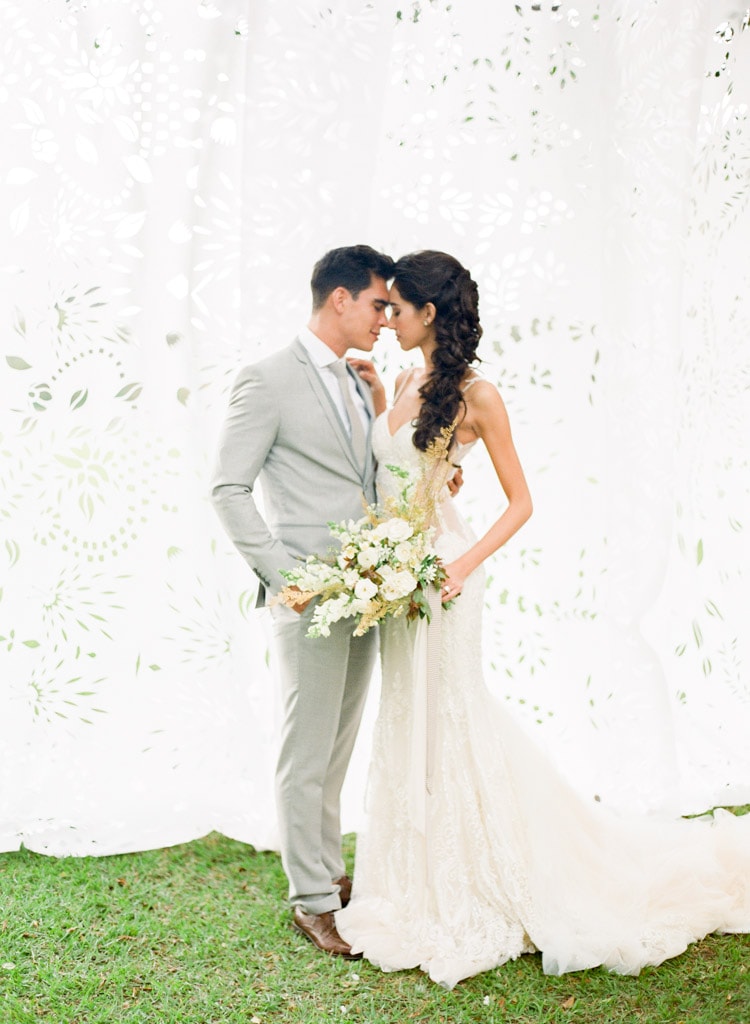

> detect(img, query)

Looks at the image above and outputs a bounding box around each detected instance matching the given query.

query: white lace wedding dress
[336,412,750,989]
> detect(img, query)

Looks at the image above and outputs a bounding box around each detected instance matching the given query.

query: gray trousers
[270,602,378,915]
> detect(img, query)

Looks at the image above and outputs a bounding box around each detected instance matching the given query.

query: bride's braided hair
[392,251,482,451]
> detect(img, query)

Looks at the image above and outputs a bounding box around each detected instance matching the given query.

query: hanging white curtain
[1,0,748,856]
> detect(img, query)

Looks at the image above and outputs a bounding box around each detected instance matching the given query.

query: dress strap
[461,373,483,394]
[393,366,419,405]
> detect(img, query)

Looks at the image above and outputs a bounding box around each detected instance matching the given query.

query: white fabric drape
[1,0,748,856]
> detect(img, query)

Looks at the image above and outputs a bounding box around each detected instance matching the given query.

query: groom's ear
[330,286,350,314]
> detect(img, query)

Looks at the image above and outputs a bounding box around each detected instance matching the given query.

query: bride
[338,250,750,989]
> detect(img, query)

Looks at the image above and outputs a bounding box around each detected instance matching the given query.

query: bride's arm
[442,382,532,601]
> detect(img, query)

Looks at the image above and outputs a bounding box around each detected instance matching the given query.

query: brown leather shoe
[292,907,361,959]
[333,875,352,908]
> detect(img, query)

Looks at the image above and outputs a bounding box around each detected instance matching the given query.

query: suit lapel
[351,363,376,462]
[353,365,375,417]
[292,338,365,478]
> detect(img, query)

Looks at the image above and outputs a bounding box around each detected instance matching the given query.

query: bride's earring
[423,319,430,326]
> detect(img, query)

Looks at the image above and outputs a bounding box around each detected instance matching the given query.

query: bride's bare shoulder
[462,374,502,403]
[461,377,510,432]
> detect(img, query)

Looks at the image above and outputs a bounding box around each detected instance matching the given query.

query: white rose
[385,518,413,542]
[357,546,380,570]
[393,541,415,564]
[381,569,417,601]
[354,578,378,601]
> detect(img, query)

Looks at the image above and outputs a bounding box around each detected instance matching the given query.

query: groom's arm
[210,365,298,598]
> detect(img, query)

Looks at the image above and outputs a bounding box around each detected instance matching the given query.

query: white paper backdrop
[1,0,748,856]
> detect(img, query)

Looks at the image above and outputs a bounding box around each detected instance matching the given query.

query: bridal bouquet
[275,427,455,638]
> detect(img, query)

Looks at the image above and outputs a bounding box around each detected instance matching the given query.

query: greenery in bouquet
[275,425,456,638]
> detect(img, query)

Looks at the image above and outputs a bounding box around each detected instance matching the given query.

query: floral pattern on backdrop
[0,0,748,855]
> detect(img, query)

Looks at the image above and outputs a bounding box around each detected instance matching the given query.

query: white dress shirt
[298,326,369,436]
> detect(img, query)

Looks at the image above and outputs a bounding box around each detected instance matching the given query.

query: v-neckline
[383,415,413,439]
[386,367,424,437]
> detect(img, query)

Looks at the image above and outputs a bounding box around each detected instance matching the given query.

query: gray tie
[330,360,367,467]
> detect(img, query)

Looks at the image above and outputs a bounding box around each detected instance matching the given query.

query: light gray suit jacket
[210,338,377,605]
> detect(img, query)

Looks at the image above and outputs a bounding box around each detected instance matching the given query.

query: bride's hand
[440,561,466,604]
[347,358,386,415]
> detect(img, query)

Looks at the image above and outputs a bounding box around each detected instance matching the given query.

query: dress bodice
[372,413,476,503]
[373,413,478,562]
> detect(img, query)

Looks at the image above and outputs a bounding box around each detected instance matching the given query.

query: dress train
[336,414,750,989]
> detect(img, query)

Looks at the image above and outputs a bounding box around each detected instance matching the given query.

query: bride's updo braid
[391,251,482,451]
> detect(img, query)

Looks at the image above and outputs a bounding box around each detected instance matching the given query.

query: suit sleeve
[210,365,298,597]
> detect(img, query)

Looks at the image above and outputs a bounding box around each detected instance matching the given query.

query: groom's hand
[347,358,386,416]
[447,466,464,497]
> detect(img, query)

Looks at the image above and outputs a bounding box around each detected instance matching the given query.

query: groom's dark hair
[311,245,394,310]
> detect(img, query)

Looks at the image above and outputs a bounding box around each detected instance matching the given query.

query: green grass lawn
[1,832,748,1023]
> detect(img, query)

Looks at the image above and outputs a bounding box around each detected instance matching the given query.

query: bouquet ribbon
[407,584,442,837]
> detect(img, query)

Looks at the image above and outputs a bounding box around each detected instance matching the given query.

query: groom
[211,245,394,959]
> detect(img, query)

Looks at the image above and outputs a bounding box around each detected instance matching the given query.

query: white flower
[354,578,378,601]
[310,616,331,638]
[393,540,415,564]
[295,561,341,589]
[370,522,389,541]
[420,560,439,583]
[380,568,417,601]
[370,516,412,543]
[357,546,380,570]
[327,595,353,619]
[384,518,413,542]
